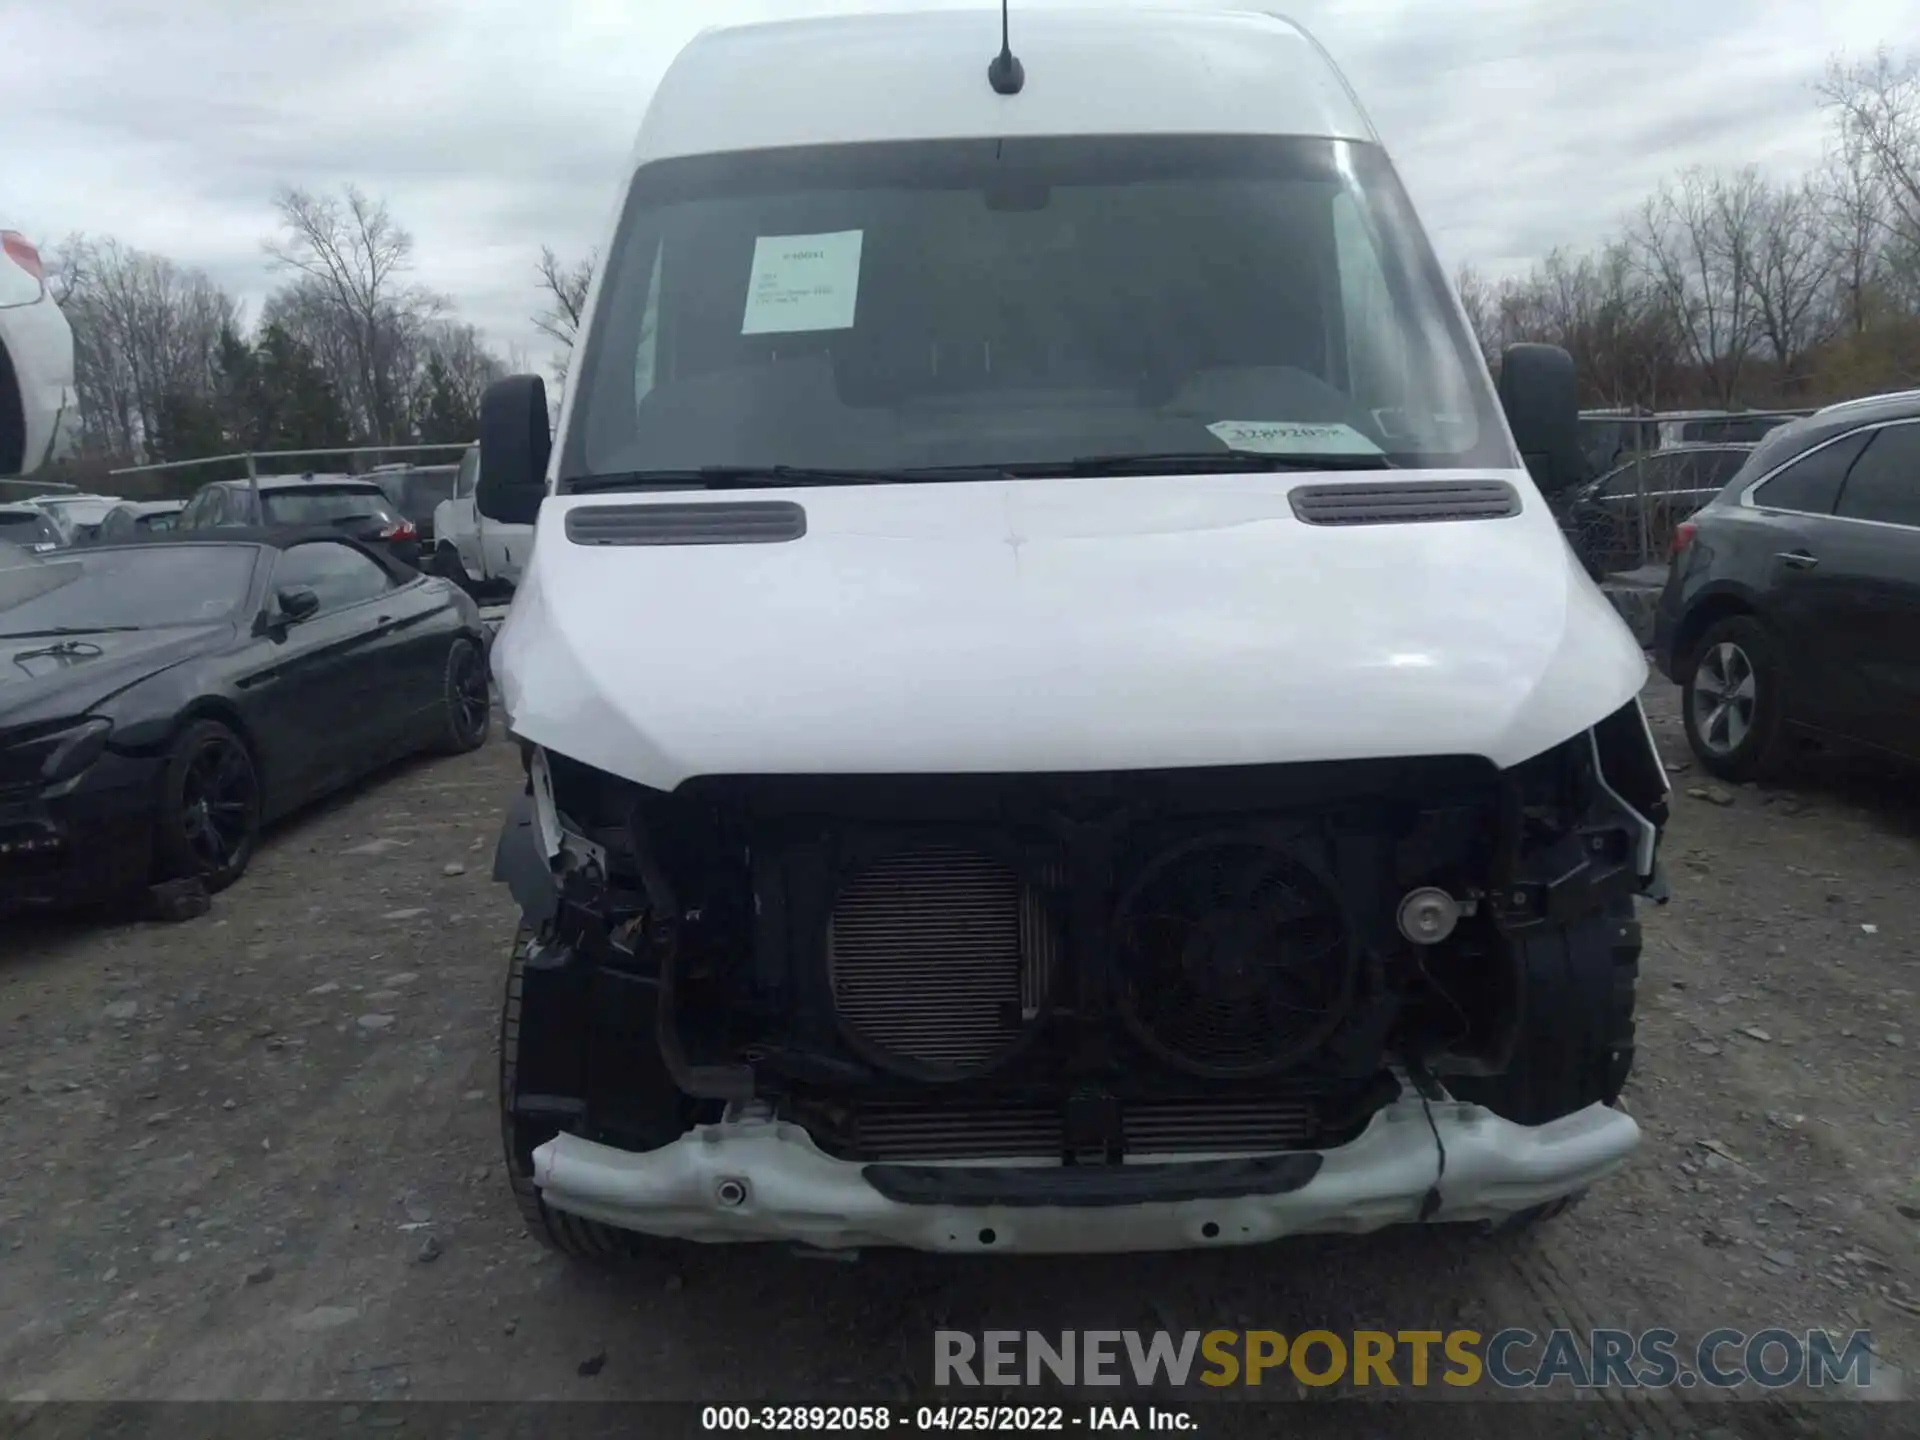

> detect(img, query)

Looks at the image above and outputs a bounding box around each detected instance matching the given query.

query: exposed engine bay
[498,699,1669,1174]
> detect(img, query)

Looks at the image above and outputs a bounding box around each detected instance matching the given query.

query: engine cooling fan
[828,843,1058,1082]
[1114,835,1356,1078]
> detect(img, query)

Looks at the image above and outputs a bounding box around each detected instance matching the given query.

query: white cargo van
[431,443,531,595]
[477,6,1670,1259]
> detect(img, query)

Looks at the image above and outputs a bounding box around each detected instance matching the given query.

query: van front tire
[499,925,679,1265]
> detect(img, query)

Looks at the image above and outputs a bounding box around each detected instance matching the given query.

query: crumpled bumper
[530,1094,1641,1254]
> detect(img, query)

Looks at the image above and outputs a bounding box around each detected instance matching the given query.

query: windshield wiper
[997,451,1395,477]
[564,452,1391,492]
[0,625,144,639]
[564,465,1000,493]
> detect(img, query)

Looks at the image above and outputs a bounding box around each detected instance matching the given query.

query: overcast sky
[3,0,1909,369]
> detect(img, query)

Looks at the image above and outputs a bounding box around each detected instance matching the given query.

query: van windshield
[562,135,1512,485]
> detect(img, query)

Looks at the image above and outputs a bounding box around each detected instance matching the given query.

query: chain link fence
[1557,444,1756,578]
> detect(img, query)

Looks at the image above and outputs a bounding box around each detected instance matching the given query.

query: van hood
[493,470,1648,790]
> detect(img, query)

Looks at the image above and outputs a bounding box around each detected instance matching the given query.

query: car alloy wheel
[441,637,492,753]
[1690,640,1757,758]
[178,731,258,872]
[454,646,488,736]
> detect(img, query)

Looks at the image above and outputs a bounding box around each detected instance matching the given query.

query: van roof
[632,8,1375,169]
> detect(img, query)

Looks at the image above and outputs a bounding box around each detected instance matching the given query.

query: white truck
[429,442,531,597]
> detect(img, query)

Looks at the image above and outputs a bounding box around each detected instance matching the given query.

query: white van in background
[431,442,530,597]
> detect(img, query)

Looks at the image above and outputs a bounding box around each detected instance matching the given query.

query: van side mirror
[1497,343,1582,494]
[476,375,551,527]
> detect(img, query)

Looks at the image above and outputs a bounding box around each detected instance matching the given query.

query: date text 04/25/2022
[700,1404,1198,1432]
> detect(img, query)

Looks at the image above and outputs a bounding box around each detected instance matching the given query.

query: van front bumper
[530,1094,1641,1254]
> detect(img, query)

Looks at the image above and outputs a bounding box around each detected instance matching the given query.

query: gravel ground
[1,679,1915,1437]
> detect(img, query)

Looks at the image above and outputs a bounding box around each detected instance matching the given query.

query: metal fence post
[1636,460,1650,569]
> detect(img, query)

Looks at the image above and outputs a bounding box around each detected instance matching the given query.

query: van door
[483,520,521,585]
[451,448,485,577]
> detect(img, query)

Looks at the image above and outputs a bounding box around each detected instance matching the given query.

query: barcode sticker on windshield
[741,230,863,335]
[1207,420,1385,456]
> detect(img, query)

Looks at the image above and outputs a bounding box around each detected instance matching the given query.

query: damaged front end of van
[475,6,1670,1258]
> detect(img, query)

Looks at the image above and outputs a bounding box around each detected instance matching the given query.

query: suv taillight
[1,232,45,283]
[1671,521,1697,557]
[380,520,417,541]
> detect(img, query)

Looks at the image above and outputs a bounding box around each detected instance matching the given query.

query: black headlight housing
[0,716,113,791]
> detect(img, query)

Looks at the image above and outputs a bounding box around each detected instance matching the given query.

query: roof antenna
[987,0,1024,95]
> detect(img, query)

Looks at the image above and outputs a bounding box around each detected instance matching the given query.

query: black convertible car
[1,529,493,911]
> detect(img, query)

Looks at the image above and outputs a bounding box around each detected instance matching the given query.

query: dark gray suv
[1652,390,1920,779]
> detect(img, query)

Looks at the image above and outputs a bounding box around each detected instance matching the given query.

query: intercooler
[842,1095,1324,1162]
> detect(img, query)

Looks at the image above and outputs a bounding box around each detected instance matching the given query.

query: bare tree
[264,185,444,442]
[56,237,237,458]
[43,232,91,308]
[1630,168,1764,406]
[1748,178,1839,391]
[533,246,595,348]
[534,246,596,389]
[1817,121,1892,335]
[259,278,374,436]
[1451,263,1502,369]
[1610,242,1680,404]
[1813,47,1920,389]
[414,319,504,431]
[1472,242,1682,408]
[1820,49,1920,270]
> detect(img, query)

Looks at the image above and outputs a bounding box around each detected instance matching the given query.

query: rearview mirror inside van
[476,375,551,528]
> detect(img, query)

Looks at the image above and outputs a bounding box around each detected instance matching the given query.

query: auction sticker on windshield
[1207,420,1385,456]
[741,229,863,335]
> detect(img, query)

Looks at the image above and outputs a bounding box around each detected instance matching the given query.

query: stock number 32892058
[700,1404,1071,1431]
